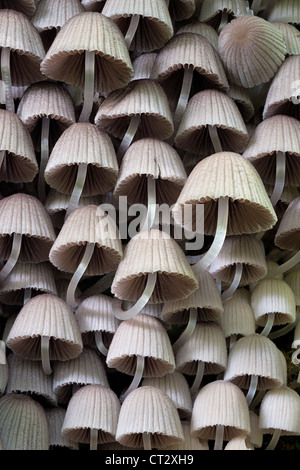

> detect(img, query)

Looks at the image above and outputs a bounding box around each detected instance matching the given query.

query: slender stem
[120,354,145,402]
[266,429,282,451]
[0,150,5,169]
[190,361,205,399]
[251,0,262,15]
[66,243,95,310]
[214,424,224,450]
[143,433,152,450]
[218,11,228,33]
[270,151,286,207]
[112,272,157,321]
[23,288,31,305]
[208,125,223,153]
[173,307,198,354]
[117,115,141,160]
[65,163,88,219]
[246,375,259,406]
[269,311,300,340]
[140,177,157,232]
[221,263,243,302]
[80,271,115,299]
[229,334,237,351]
[250,389,265,410]
[292,347,300,365]
[38,116,50,204]
[193,197,229,273]
[1,47,14,113]
[260,312,275,337]
[90,428,98,450]
[0,233,22,282]
[173,65,194,134]
[266,250,300,278]
[94,330,108,356]
[124,14,140,49]
[79,51,95,123]
[0,340,6,365]
[41,335,52,375]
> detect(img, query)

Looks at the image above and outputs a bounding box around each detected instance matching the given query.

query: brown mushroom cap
[31,0,85,32]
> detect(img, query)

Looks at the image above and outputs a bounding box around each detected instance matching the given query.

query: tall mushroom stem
[41,335,52,375]
[66,242,95,310]
[0,340,6,365]
[193,197,229,273]
[221,263,243,302]
[266,250,300,278]
[90,428,98,450]
[269,311,300,340]
[65,163,88,219]
[23,287,32,305]
[112,272,157,321]
[251,0,262,15]
[261,312,275,337]
[38,116,50,204]
[266,428,282,451]
[246,374,259,406]
[0,233,22,282]
[214,424,224,450]
[173,65,194,135]
[140,177,157,232]
[94,330,108,356]
[124,14,140,49]
[79,50,95,123]
[1,47,14,113]
[0,150,5,170]
[143,432,152,450]
[208,125,223,153]
[270,151,286,207]
[190,360,205,399]
[120,354,145,402]
[117,115,141,161]
[173,307,198,354]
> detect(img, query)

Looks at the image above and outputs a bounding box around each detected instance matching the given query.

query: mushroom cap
[172,152,277,236]
[0,193,56,263]
[223,333,287,389]
[0,0,37,17]
[102,0,174,52]
[176,21,219,51]
[46,407,79,450]
[0,9,45,86]
[115,386,184,449]
[0,393,49,450]
[218,15,287,88]
[274,196,300,251]
[113,137,187,206]
[0,109,38,183]
[44,122,118,196]
[271,21,300,56]
[209,234,268,287]
[228,83,254,123]
[40,11,134,95]
[268,0,300,25]
[284,268,300,305]
[111,229,198,304]
[61,384,120,444]
[243,115,300,187]
[6,293,83,361]
[94,79,174,142]
[191,380,251,441]
[168,0,196,21]
[49,205,123,276]
[251,278,296,327]
[174,89,248,156]
[199,0,248,29]
[220,294,256,339]
[263,55,300,120]
[132,52,157,81]
[31,0,85,32]
[164,420,209,450]
[75,294,120,337]
[106,313,175,377]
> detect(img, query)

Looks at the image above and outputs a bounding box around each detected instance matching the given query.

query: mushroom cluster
[0,0,300,452]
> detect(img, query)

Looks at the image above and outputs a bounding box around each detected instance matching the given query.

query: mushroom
[46,407,79,450]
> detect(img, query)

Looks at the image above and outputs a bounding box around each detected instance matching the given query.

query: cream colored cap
[32,0,85,32]
[221,295,256,339]
[268,0,300,24]
[271,22,300,56]
[199,0,248,29]
[224,436,254,450]
[176,21,219,51]
[106,313,175,377]
[161,420,209,450]
[116,386,184,449]
[61,384,120,444]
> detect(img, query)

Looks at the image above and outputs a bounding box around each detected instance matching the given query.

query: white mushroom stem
[0,233,22,282]
[94,330,108,356]
[117,115,141,160]
[269,311,300,340]
[124,14,140,49]
[38,116,50,204]
[229,334,237,351]
[260,312,275,337]
[218,10,228,33]
[266,250,300,278]
[246,374,259,406]
[90,428,98,451]
[172,307,198,354]
[0,150,5,169]
[266,428,282,451]
[221,262,243,302]
[193,197,229,273]
[208,125,223,153]
[173,65,194,134]
[270,151,286,207]
[120,354,145,403]
[190,360,205,399]
[41,335,52,375]
[65,163,88,219]
[143,432,152,450]
[112,272,157,321]
[251,0,262,15]
[214,424,224,450]
[66,242,95,310]
[79,50,95,123]
[140,177,157,232]
[23,287,32,305]
[1,47,14,113]
[0,340,6,365]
